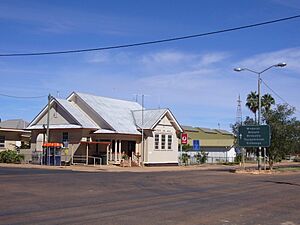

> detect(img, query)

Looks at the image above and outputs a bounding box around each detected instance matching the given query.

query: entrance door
[127,141,136,157]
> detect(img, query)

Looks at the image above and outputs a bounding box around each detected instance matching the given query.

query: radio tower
[236,94,242,125]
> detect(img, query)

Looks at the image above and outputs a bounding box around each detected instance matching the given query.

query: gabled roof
[27,92,182,135]
[56,99,98,129]
[0,119,29,130]
[27,98,99,130]
[132,109,167,129]
[132,108,183,132]
[73,92,142,134]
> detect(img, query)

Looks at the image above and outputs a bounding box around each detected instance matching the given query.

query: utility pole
[46,94,51,165]
[141,94,144,165]
[46,94,51,143]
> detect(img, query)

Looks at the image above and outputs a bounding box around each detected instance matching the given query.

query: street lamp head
[234,68,243,72]
[275,62,287,67]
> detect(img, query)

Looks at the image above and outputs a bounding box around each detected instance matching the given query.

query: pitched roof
[199,127,218,134]
[182,125,234,147]
[27,92,182,135]
[182,125,199,132]
[56,98,98,129]
[75,92,142,134]
[27,124,82,129]
[215,129,232,135]
[0,119,29,130]
[132,109,167,129]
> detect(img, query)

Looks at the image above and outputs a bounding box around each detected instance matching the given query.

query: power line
[261,78,298,113]
[1,14,300,57]
[0,93,47,99]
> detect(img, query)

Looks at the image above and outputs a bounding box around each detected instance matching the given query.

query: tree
[231,116,256,159]
[246,91,258,123]
[263,104,299,170]
[262,93,275,113]
[231,116,255,145]
[245,92,275,124]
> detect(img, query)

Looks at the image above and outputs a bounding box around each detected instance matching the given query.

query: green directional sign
[238,125,271,147]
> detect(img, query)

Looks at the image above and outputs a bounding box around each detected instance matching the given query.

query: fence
[17,153,102,166]
[179,155,257,165]
[72,155,102,166]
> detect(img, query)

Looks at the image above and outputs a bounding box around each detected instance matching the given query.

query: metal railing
[72,155,102,166]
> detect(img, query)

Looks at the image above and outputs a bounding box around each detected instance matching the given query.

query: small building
[27,92,182,166]
[0,119,30,151]
[182,125,236,163]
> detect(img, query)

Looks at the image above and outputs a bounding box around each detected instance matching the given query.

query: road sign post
[180,133,188,166]
[181,133,188,144]
[238,125,271,147]
[192,140,200,151]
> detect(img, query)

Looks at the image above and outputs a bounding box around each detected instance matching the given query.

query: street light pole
[257,72,262,170]
[234,63,286,171]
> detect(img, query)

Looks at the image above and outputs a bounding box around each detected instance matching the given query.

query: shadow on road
[262,180,300,187]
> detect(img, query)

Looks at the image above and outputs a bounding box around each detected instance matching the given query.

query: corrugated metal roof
[181,125,199,132]
[0,119,29,129]
[76,93,142,134]
[132,109,167,129]
[28,124,82,129]
[0,128,31,133]
[215,129,233,135]
[199,127,218,134]
[183,125,234,147]
[93,129,116,134]
[56,98,99,129]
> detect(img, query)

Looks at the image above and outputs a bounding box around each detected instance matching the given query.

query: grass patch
[275,167,300,171]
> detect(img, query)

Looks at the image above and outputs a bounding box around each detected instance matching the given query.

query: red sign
[181,133,188,144]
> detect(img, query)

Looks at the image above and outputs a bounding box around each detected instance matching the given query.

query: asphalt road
[0,167,299,225]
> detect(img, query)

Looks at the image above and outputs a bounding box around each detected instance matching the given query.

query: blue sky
[1,0,300,130]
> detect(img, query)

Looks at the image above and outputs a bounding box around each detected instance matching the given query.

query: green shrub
[181,153,190,165]
[0,150,24,163]
[200,150,208,164]
[235,154,242,163]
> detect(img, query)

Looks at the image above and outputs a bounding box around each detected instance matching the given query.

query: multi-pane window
[161,134,166,150]
[155,134,159,150]
[168,135,172,150]
[0,136,5,148]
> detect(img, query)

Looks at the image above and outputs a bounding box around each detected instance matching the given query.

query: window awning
[42,143,63,147]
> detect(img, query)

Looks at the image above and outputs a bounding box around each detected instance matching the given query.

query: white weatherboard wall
[145,115,179,164]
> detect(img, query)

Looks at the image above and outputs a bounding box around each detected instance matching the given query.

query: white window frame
[0,136,5,148]
[167,135,172,150]
[161,134,166,150]
[154,134,159,150]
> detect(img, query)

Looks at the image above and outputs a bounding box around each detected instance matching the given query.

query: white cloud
[3,47,299,129]
[271,0,300,9]
[236,47,300,73]
[140,50,197,65]
[87,52,133,64]
[198,52,230,66]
